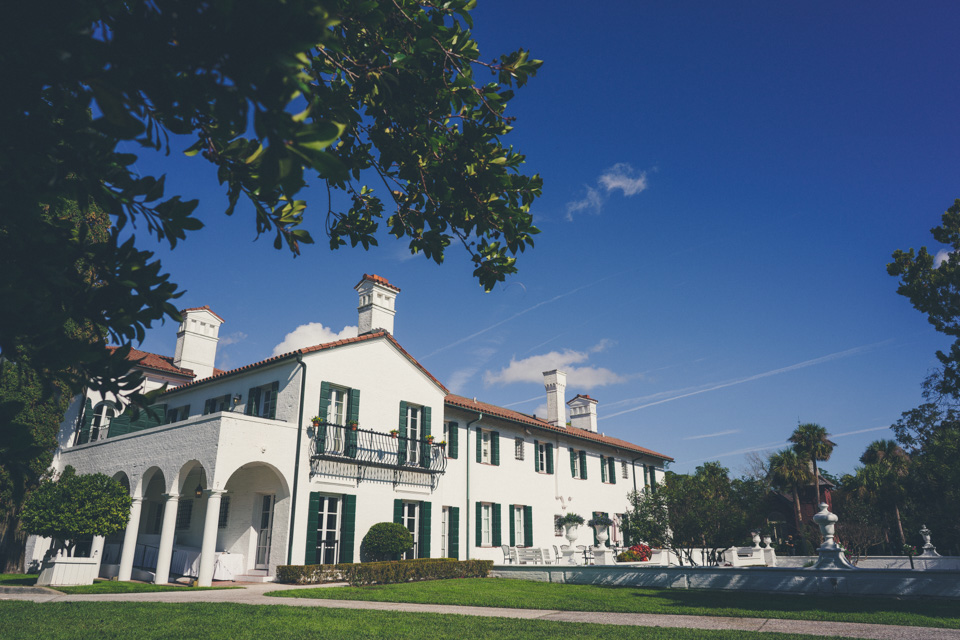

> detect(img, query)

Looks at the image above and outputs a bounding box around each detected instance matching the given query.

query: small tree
[359,522,414,562]
[21,467,131,557]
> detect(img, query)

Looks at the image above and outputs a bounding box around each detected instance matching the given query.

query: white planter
[563,523,580,545]
[593,525,609,548]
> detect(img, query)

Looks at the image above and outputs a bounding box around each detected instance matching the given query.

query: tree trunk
[0,507,27,573]
[792,484,803,531]
[812,459,821,505]
[893,502,905,546]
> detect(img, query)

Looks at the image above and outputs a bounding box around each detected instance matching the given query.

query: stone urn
[762,535,773,548]
[751,530,762,549]
[593,524,609,548]
[563,523,580,545]
[810,502,856,570]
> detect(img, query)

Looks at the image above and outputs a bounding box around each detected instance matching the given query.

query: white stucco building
[46,274,671,585]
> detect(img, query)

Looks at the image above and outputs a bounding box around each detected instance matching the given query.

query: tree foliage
[21,467,131,557]
[359,522,414,562]
[766,448,810,529]
[788,422,835,505]
[2,0,542,398]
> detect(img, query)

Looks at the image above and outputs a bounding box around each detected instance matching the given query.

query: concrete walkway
[1,582,957,640]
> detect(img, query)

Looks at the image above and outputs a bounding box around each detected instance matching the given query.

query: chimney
[173,306,224,379]
[543,369,567,427]
[567,394,598,432]
[355,274,400,335]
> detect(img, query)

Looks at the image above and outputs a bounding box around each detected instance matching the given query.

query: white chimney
[567,394,598,432]
[543,369,567,427]
[355,274,400,335]
[173,306,223,379]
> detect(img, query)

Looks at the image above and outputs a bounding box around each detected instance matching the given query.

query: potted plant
[348,420,359,431]
[425,434,435,443]
[559,512,585,544]
[389,429,399,439]
[437,440,447,446]
[311,416,322,426]
[587,514,614,547]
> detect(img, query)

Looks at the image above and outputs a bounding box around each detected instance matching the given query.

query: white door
[441,506,449,559]
[317,496,341,565]
[401,502,419,560]
[255,494,275,569]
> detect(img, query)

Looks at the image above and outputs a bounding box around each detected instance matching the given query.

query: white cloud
[483,341,626,390]
[683,429,741,441]
[272,323,358,356]
[218,331,248,346]
[599,163,648,196]
[565,186,603,220]
[935,249,950,267]
[565,163,649,220]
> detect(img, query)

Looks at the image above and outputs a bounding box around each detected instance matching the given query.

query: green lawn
[52,581,240,594]
[0,602,853,640]
[268,578,960,629]
[0,574,38,586]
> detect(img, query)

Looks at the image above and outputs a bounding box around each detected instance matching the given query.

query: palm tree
[789,423,836,504]
[767,448,811,531]
[860,439,911,545]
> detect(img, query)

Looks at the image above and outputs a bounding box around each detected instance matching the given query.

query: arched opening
[219,462,291,579]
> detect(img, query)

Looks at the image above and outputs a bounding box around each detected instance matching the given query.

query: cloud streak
[566,163,649,220]
[683,429,741,440]
[601,341,891,420]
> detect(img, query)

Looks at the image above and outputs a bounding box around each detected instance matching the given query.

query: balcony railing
[310,422,447,475]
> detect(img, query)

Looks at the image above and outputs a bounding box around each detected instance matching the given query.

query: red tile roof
[108,347,195,378]
[568,394,597,403]
[355,273,400,293]
[445,394,673,461]
[180,305,225,323]
[161,331,448,395]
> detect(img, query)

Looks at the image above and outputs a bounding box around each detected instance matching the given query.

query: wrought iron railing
[310,422,447,474]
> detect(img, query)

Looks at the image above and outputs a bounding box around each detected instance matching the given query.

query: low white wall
[491,564,960,598]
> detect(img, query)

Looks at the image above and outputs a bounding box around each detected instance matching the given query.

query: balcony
[309,422,447,487]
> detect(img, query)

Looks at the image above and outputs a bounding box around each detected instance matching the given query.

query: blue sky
[130,1,959,478]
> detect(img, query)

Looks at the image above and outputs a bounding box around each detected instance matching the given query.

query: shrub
[558,513,584,526]
[360,522,414,562]
[616,543,652,562]
[275,558,493,586]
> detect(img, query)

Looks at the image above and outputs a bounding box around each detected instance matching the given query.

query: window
[600,455,617,483]
[481,430,491,464]
[245,381,279,419]
[90,402,115,441]
[326,386,347,425]
[621,461,629,479]
[475,428,500,465]
[480,503,492,546]
[203,394,232,415]
[166,405,190,423]
[570,448,580,478]
[444,421,459,459]
[401,502,420,560]
[441,506,449,559]
[175,500,193,530]
[513,506,525,547]
[515,437,525,460]
[538,443,546,471]
[218,495,230,529]
[406,404,422,465]
[554,515,564,537]
[533,440,554,474]
[150,502,163,535]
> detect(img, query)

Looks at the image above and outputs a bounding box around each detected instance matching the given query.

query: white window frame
[91,402,115,441]
[481,430,491,464]
[402,501,420,559]
[441,506,449,559]
[167,405,189,424]
[260,385,276,419]
[554,514,563,537]
[621,460,629,479]
[513,506,525,547]
[537,443,547,473]
[480,503,492,546]
[326,386,347,426]
[571,448,581,479]
[407,405,422,465]
[515,437,524,460]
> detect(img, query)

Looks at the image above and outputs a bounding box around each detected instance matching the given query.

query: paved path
[1,582,957,640]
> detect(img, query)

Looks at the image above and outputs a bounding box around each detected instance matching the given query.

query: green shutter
[650,468,658,492]
[492,503,502,547]
[203,398,214,415]
[610,458,617,484]
[580,451,588,479]
[476,428,482,463]
[245,387,259,416]
[509,504,516,546]
[78,398,94,444]
[475,502,482,547]
[533,440,540,471]
[448,421,459,459]
[222,394,231,409]
[318,381,331,422]
[546,443,554,474]
[449,507,460,559]
[570,448,576,476]
[419,406,431,469]
[491,431,500,466]
[305,492,320,564]
[393,499,403,524]
[268,381,279,419]
[340,495,357,563]
[601,455,607,483]
[524,506,533,548]
[347,387,360,424]
[419,502,432,559]
[398,401,408,463]
[108,414,130,438]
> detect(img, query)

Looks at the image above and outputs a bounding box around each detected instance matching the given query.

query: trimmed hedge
[276,558,493,586]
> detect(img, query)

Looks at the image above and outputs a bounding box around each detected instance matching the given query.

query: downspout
[465,412,483,560]
[286,352,308,565]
